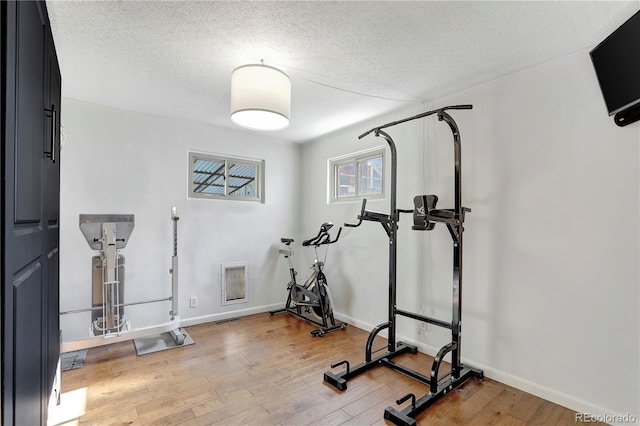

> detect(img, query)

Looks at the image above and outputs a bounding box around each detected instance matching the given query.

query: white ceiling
[46,1,639,143]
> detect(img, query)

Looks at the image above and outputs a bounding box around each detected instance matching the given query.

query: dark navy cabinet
[2,1,61,424]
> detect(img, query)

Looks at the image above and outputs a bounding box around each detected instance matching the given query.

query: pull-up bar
[358,104,472,139]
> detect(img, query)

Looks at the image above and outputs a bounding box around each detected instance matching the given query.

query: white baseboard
[333,312,637,424]
[468,363,637,425]
[179,309,636,424]
[179,303,283,327]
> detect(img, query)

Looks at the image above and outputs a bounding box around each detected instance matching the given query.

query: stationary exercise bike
[270,222,347,336]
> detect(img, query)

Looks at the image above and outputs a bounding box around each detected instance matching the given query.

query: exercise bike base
[270,307,347,337]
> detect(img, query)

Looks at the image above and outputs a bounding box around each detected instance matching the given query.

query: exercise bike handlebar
[302,222,342,247]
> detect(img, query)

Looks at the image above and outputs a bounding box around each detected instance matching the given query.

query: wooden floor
[54,312,589,425]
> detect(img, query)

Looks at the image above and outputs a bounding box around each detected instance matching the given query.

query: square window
[329,148,384,203]
[189,152,264,202]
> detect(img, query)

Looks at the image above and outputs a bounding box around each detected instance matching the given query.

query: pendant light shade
[230,63,291,131]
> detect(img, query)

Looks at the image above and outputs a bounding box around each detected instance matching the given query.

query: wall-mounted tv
[590,10,640,126]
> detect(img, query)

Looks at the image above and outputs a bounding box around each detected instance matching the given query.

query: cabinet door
[44,25,62,402]
[2,1,59,425]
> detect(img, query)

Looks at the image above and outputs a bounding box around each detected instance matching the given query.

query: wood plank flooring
[54,312,593,425]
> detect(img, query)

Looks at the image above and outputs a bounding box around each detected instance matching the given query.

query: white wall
[60,100,302,341]
[58,46,639,420]
[301,49,639,419]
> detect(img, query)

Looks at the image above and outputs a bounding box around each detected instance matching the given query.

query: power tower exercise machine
[323,105,483,426]
[61,207,184,351]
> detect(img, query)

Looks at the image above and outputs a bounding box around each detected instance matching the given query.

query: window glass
[337,162,356,198]
[193,158,225,195]
[329,148,384,203]
[228,162,257,198]
[357,156,383,195]
[189,153,263,202]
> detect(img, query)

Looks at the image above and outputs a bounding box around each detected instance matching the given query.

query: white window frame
[189,152,264,202]
[328,147,385,204]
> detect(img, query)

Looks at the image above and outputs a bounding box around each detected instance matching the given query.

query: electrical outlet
[189,297,198,308]
[418,322,428,333]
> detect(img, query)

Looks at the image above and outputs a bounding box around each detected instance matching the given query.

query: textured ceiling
[46,1,639,143]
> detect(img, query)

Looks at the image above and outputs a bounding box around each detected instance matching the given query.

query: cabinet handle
[44,105,56,163]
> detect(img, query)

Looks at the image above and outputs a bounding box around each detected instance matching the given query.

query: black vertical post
[326,105,482,425]
[439,111,463,374]
[376,130,397,352]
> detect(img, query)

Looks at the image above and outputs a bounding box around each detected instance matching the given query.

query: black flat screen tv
[590,10,640,117]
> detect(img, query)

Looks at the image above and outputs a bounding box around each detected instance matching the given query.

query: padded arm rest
[412,195,470,230]
[429,209,455,219]
[430,208,471,223]
[362,210,390,222]
[412,195,438,231]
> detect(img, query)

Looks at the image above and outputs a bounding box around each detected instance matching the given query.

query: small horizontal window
[189,152,264,202]
[329,148,384,203]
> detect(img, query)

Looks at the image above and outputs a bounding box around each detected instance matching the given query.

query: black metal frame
[323,105,483,426]
[271,224,347,337]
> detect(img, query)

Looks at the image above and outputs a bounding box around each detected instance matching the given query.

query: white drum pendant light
[230,63,291,131]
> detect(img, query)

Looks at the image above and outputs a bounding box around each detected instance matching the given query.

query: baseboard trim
[181,309,634,422]
[179,303,283,327]
[332,312,634,422]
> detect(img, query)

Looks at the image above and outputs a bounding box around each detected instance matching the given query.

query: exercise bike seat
[281,238,294,245]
